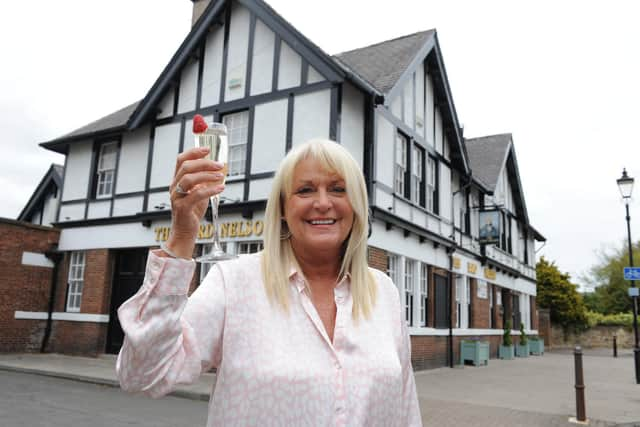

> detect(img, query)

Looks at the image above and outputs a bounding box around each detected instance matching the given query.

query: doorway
[106,248,148,354]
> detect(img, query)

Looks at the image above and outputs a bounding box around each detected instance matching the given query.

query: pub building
[13,0,544,368]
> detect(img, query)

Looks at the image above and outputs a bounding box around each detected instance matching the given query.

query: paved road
[0,371,207,427]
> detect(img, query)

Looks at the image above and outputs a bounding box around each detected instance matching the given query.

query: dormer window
[96,142,118,198]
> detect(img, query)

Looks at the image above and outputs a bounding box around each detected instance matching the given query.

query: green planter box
[529,339,544,355]
[460,340,489,366]
[516,342,530,357]
[499,345,515,360]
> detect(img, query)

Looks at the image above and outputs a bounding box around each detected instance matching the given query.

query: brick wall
[410,334,510,369]
[0,218,60,352]
[470,278,491,328]
[45,248,115,355]
[46,321,108,356]
[367,246,387,272]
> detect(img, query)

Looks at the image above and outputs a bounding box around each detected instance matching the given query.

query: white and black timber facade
[12,0,545,368]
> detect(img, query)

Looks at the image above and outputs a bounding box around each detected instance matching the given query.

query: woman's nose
[313,188,331,209]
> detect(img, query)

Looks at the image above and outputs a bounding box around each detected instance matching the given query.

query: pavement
[1,349,639,426]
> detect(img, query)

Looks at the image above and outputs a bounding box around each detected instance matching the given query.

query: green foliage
[503,320,512,347]
[536,257,588,331]
[519,322,528,345]
[585,310,634,328]
[582,241,640,315]
[529,336,541,341]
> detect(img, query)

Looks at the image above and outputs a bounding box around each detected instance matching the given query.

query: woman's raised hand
[165,147,225,258]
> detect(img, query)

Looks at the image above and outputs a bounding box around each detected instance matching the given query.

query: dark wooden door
[434,275,449,329]
[106,249,148,354]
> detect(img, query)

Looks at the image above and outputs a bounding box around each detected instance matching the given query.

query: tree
[536,257,587,330]
[583,240,639,315]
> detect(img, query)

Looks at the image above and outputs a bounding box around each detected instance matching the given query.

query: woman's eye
[296,187,313,194]
[331,186,346,193]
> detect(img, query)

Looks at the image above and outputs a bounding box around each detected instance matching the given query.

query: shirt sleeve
[115,249,226,398]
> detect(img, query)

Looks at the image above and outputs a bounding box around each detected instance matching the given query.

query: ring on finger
[175,183,188,196]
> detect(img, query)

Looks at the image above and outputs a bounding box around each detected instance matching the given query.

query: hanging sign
[478,209,500,244]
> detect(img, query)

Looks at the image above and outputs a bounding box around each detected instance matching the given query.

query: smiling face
[283,157,354,259]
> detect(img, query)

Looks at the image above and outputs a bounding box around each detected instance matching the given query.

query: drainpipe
[41,248,63,353]
[448,247,455,368]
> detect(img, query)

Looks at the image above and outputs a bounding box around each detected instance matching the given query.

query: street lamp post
[617,168,640,384]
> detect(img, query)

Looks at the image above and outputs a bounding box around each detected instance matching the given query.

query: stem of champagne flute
[210,194,223,251]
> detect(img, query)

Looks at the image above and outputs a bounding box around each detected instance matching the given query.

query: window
[419,263,428,326]
[394,133,408,195]
[456,275,470,329]
[66,251,86,312]
[387,254,400,285]
[411,145,423,205]
[237,241,263,254]
[96,142,118,197]
[222,111,249,176]
[426,156,437,213]
[404,259,415,326]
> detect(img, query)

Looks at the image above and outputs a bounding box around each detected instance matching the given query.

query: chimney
[191,0,213,26]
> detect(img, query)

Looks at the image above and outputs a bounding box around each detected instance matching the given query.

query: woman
[116,139,422,426]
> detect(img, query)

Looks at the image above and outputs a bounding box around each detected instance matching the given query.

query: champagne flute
[195,122,236,262]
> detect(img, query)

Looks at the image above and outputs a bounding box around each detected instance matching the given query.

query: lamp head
[617,168,634,199]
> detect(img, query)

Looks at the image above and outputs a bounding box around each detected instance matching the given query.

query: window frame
[222,110,250,177]
[426,156,438,214]
[65,251,86,312]
[403,259,415,326]
[394,133,409,197]
[411,144,425,206]
[95,141,119,199]
[419,263,428,327]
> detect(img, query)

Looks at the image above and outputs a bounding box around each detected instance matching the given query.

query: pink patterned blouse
[116,250,422,427]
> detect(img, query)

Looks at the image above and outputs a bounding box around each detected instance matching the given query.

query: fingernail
[213,161,224,169]
[213,173,224,179]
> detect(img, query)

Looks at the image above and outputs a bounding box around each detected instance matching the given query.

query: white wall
[116,126,149,194]
[59,203,85,222]
[415,63,425,139]
[439,163,452,222]
[224,3,251,102]
[403,76,414,130]
[150,123,181,188]
[369,221,450,271]
[42,191,59,225]
[340,83,364,168]
[251,99,287,174]
[374,112,394,189]
[250,19,275,96]
[249,177,273,200]
[177,58,199,114]
[113,196,143,217]
[157,90,174,119]
[292,89,330,147]
[277,41,301,90]
[201,23,224,107]
[307,65,324,84]
[62,141,92,201]
[87,200,110,219]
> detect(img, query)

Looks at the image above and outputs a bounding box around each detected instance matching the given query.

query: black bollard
[613,335,617,358]
[574,346,586,422]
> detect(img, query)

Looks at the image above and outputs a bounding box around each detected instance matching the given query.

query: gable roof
[18,163,64,223]
[465,133,512,191]
[334,30,435,94]
[465,133,545,241]
[41,102,139,153]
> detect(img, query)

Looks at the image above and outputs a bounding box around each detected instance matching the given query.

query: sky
[1,0,639,288]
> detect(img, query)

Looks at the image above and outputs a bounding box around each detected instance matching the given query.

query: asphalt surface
[1,349,639,426]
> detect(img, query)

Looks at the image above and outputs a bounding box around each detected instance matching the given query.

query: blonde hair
[260,139,377,320]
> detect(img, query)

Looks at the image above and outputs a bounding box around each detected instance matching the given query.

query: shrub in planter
[528,336,544,355]
[516,323,529,357]
[499,320,515,359]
